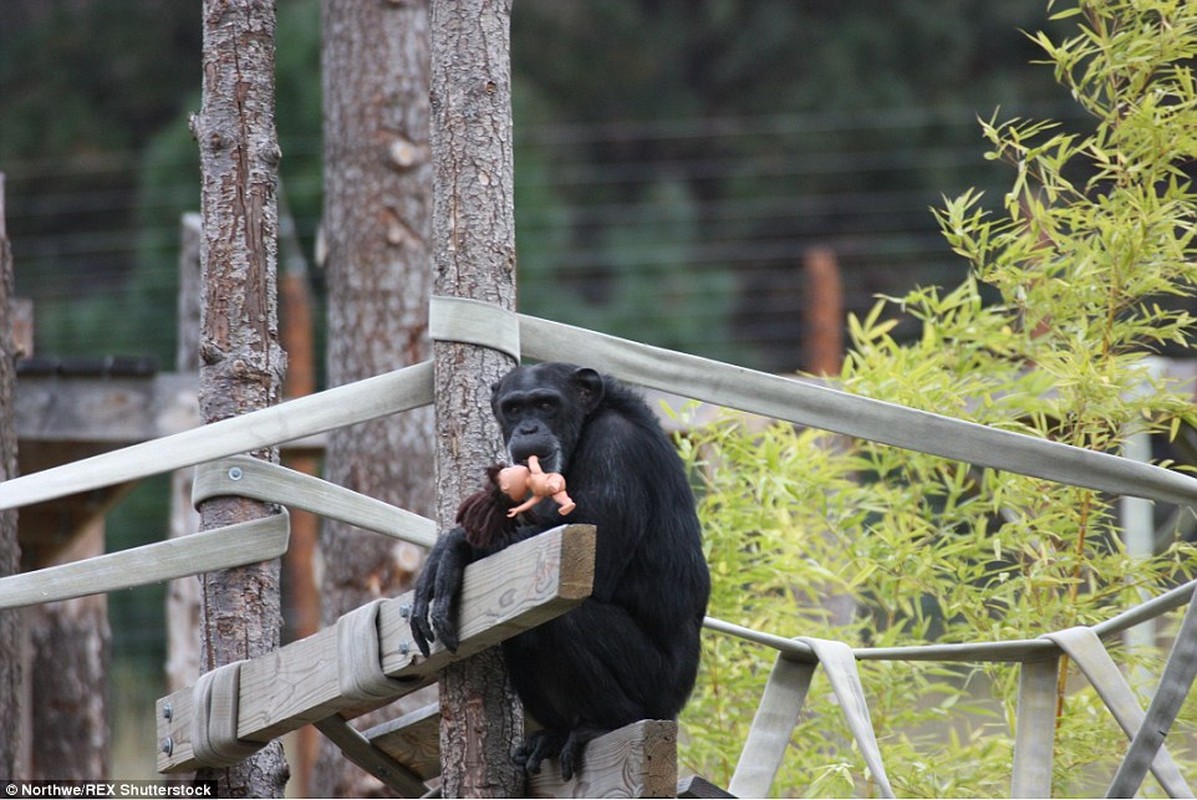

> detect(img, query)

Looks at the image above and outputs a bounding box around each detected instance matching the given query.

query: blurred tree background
[0,0,1084,777]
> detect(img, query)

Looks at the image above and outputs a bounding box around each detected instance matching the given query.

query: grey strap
[336,599,409,703]
[429,295,521,362]
[1011,657,1059,798]
[191,660,262,767]
[797,637,895,798]
[517,314,1197,508]
[728,653,816,797]
[1108,593,1197,798]
[0,512,290,610]
[1044,627,1192,797]
[194,456,436,548]
[0,361,434,511]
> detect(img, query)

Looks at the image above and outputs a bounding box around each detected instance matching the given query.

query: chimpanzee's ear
[571,367,604,414]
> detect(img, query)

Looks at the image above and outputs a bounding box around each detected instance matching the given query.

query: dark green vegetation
[3,0,1069,374]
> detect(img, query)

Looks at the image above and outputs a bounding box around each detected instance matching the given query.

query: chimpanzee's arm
[410,527,475,656]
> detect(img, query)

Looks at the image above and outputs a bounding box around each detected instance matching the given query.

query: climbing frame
[2,300,1197,795]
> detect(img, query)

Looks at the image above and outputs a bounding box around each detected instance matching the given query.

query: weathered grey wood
[363,703,441,781]
[728,653,815,798]
[313,715,428,797]
[157,525,595,773]
[193,455,436,548]
[1010,657,1059,798]
[527,720,678,798]
[0,512,289,610]
[0,361,433,511]
[16,373,199,444]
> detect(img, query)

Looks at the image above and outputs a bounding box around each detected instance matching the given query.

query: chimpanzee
[410,362,710,781]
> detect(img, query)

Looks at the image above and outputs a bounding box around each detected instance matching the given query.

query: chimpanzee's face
[491,363,604,475]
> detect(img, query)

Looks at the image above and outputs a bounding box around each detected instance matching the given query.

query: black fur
[410,363,710,781]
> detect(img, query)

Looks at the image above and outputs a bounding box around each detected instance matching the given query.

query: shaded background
[0,0,1079,777]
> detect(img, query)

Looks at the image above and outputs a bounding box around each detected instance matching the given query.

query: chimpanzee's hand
[410,527,471,657]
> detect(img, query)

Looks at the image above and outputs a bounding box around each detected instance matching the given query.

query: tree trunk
[166,213,202,699]
[28,519,109,779]
[430,1,522,796]
[0,173,24,780]
[191,1,289,794]
[313,0,435,795]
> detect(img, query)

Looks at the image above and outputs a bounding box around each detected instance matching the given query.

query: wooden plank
[313,715,428,796]
[527,720,678,798]
[16,373,199,443]
[363,702,441,780]
[378,524,596,671]
[158,524,595,772]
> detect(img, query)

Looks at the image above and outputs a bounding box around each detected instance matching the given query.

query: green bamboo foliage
[679,1,1197,795]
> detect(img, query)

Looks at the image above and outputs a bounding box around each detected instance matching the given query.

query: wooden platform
[157,525,595,773]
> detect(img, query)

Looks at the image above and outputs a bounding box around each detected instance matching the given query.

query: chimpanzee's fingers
[410,561,438,657]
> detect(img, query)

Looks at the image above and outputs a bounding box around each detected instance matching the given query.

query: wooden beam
[527,720,678,799]
[16,373,198,444]
[157,524,595,773]
[362,703,440,781]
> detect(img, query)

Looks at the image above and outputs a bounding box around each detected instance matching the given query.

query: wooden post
[0,174,25,779]
[190,1,289,794]
[166,213,202,699]
[315,0,435,792]
[430,0,522,795]
[802,247,843,376]
[278,199,320,797]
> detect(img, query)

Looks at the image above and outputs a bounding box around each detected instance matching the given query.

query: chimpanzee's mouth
[510,447,562,474]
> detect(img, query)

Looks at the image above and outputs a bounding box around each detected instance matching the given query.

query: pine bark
[191,1,289,794]
[314,0,435,795]
[0,174,24,780]
[430,1,522,795]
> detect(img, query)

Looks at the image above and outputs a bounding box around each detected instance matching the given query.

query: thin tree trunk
[314,0,435,795]
[0,173,24,780]
[191,1,289,794]
[28,519,109,779]
[166,213,202,700]
[430,1,522,795]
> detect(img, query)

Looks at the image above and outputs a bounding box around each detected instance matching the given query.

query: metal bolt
[228,466,243,481]
[399,603,412,619]
[162,737,174,756]
[162,702,173,721]
[398,641,411,656]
